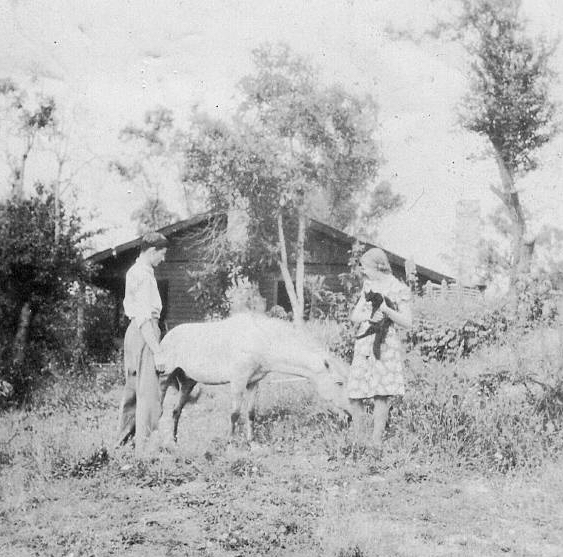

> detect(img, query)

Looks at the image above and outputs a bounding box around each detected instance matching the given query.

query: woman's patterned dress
[348,276,411,399]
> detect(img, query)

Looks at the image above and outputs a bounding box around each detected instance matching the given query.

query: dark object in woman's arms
[356,291,398,359]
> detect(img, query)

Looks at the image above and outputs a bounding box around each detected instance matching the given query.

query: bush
[408,276,559,362]
[407,309,509,362]
[82,287,121,363]
[0,186,92,402]
[392,345,563,472]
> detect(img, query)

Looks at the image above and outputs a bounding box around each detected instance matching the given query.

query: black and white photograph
[1,0,563,555]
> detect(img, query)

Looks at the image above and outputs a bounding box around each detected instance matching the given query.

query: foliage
[395,362,560,473]
[408,274,557,362]
[110,107,184,234]
[356,180,404,239]
[129,197,179,235]
[81,287,122,363]
[0,185,87,307]
[0,78,58,197]
[407,309,508,362]
[186,263,232,320]
[0,185,91,400]
[458,0,559,177]
[237,42,382,229]
[181,43,386,321]
[456,0,560,278]
[1,323,563,555]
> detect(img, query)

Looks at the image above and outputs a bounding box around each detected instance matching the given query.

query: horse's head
[308,354,352,421]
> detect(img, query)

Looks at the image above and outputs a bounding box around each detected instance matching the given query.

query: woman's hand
[381,300,412,329]
[369,309,385,323]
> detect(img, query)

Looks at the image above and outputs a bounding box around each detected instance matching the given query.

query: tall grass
[1,320,562,504]
[1,329,562,557]
[307,315,563,473]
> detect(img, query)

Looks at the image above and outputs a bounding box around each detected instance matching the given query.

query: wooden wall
[93,219,421,328]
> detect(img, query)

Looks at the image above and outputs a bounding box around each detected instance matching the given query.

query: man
[116,231,169,451]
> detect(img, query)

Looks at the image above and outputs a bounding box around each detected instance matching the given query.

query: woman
[348,247,413,450]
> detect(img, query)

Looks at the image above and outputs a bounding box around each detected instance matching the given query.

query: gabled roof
[307,219,453,284]
[88,212,454,284]
[87,211,215,264]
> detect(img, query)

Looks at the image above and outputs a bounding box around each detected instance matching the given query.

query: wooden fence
[419,281,484,302]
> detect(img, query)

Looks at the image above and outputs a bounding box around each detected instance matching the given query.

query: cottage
[88,212,453,331]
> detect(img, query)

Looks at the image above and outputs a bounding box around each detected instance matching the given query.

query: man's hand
[153,349,166,373]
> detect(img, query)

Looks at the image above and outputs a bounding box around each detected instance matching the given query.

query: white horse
[158,313,352,443]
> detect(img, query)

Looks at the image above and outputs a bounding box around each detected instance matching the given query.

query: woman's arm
[380,299,412,329]
[350,294,372,324]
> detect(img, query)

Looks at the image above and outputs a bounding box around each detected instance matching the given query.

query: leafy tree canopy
[0,184,90,315]
[458,0,560,177]
[110,107,185,234]
[183,43,385,261]
[180,43,392,320]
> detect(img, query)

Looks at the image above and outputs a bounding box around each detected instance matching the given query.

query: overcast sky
[1,0,562,277]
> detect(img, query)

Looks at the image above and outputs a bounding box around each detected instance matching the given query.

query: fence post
[440,279,448,301]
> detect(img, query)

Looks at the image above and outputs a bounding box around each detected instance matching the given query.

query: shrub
[82,287,122,363]
[0,185,92,401]
[408,275,559,362]
[407,309,509,362]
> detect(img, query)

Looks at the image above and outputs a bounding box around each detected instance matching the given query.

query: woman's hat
[360,248,391,275]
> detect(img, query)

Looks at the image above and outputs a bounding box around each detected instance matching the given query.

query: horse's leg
[172,371,198,443]
[230,379,247,438]
[245,381,259,442]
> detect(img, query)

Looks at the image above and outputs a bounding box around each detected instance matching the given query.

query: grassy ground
[1,327,563,556]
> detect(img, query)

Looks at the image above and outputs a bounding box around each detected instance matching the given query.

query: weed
[1,322,563,556]
[337,544,367,557]
[230,456,264,477]
[52,446,109,479]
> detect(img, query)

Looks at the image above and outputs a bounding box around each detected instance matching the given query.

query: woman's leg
[349,398,367,440]
[372,395,390,447]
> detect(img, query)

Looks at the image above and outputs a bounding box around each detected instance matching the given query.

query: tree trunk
[11,145,32,200]
[295,211,306,321]
[277,213,303,325]
[491,146,534,286]
[53,176,61,242]
[12,301,32,366]
[75,283,86,367]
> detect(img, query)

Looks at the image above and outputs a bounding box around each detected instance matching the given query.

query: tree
[0,78,57,200]
[110,107,186,234]
[356,180,404,238]
[182,43,386,323]
[0,185,90,391]
[456,0,560,282]
[0,79,89,242]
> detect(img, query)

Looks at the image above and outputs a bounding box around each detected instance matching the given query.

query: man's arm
[130,271,166,371]
[139,320,166,372]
